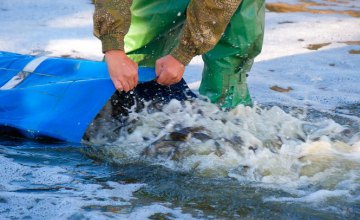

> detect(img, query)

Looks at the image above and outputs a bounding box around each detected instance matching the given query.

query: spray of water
[84,99,360,204]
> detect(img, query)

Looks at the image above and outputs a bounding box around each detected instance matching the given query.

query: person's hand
[155,55,185,86]
[105,50,138,92]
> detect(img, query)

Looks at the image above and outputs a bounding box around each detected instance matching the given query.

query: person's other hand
[155,55,185,86]
[105,50,138,92]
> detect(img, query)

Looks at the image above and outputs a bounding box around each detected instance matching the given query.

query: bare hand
[155,55,185,86]
[105,50,138,92]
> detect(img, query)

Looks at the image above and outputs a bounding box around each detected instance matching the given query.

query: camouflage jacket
[93,0,242,65]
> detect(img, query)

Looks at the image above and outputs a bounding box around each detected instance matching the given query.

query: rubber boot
[200,0,265,108]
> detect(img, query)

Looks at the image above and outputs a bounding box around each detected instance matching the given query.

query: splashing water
[84,99,360,211]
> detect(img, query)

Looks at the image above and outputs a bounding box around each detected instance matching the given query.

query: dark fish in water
[192,132,212,142]
[142,126,247,160]
[248,146,258,153]
[264,136,283,153]
[169,126,205,141]
[142,137,184,159]
[213,142,226,157]
[220,136,244,146]
[142,126,210,160]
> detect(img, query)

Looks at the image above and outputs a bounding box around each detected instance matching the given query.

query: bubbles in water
[84,99,360,203]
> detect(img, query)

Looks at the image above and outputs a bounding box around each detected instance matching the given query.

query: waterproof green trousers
[124,0,265,108]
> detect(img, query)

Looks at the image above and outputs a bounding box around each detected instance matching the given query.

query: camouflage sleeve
[93,0,132,53]
[171,0,242,65]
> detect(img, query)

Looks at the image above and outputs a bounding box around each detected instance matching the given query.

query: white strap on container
[0,56,48,90]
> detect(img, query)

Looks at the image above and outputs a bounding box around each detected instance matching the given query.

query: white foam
[0,153,151,219]
[264,189,351,204]
[0,176,146,219]
[86,99,360,194]
[117,204,199,220]
[31,167,73,185]
[0,155,32,191]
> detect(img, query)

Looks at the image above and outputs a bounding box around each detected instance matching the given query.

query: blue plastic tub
[0,51,156,143]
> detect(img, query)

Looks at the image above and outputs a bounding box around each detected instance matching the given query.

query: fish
[141,125,249,160]
[142,126,212,160]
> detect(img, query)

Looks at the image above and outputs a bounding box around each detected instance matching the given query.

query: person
[93,0,265,109]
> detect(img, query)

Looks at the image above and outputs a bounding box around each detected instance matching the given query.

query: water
[1,99,359,219]
[0,0,359,218]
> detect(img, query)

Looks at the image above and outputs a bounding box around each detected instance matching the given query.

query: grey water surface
[0,102,359,219]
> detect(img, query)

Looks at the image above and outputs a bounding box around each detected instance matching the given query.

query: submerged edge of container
[0,51,156,143]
